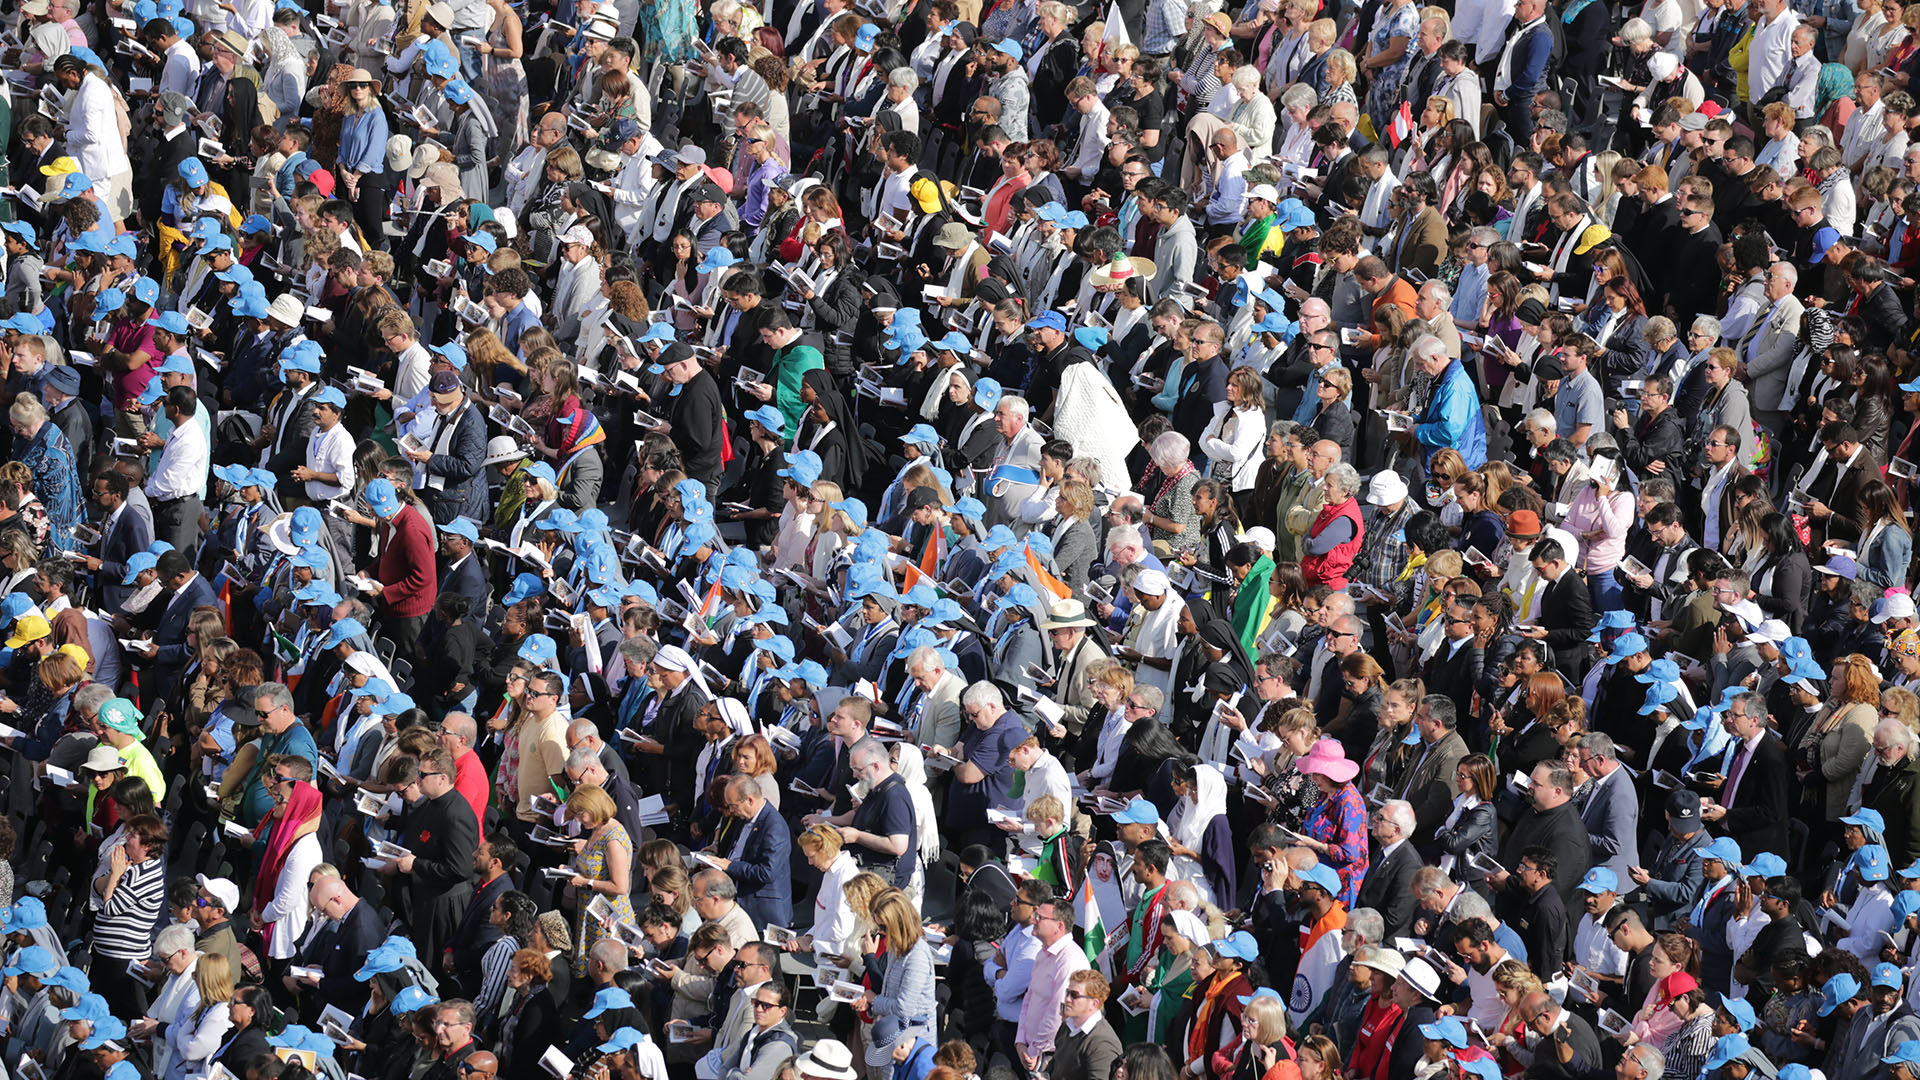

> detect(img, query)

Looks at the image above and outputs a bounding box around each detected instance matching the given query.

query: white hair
[1420,280,1453,305]
[1230,66,1261,93]
[997,395,1030,420]
[1526,408,1558,433]
[1107,524,1144,552]
[1772,262,1800,285]
[1410,336,1448,365]
[1379,799,1418,833]
[888,67,919,89]
[961,681,1006,709]
[1150,431,1192,471]
[1879,716,1917,755]
[908,645,945,675]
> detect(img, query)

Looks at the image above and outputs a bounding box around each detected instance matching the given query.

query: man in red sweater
[361,477,438,665]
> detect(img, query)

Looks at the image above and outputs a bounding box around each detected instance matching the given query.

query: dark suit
[1538,569,1597,678]
[1423,638,1483,724]
[98,501,155,611]
[1400,731,1469,838]
[418,400,491,525]
[436,550,490,621]
[400,788,481,963]
[1356,840,1421,940]
[1051,1015,1122,1080]
[722,800,792,929]
[448,872,513,996]
[1715,731,1791,859]
[1807,449,1884,550]
[264,383,320,499]
[150,573,219,704]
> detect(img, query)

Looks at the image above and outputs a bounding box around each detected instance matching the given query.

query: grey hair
[1619,17,1652,42]
[1420,280,1452,305]
[1379,799,1417,834]
[442,713,477,744]
[565,744,602,773]
[1133,685,1165,710]
[1452,889,1495,924]
[1643,315,1676,343]
[1065,456,1104,487]
[848,735,890,768]
[887,67,919,89]
[75,683,115,715]
[1470,226,1500,247]
[962,681,1007,709]
[997,394,1031,420]
[1149,431,1192,470]
[1346,907,1385,945]
[1107,524,1144,551]
[1772,262,1800,285]
[1230,66,1261,92]
[1579,732,1619,762]
[155,924,197,959]
[8,393,47,428]
[1626,1046,1665,1080]
[618,636,659,663]
[1691,314,1722,340]
[1280,83,1318,111]
[1324,463,1361,496]
[1879,716,1917,754]
[1583,431,1618,457]
[255,681,295,713]
[1409,335,1447,365]
[590,938,630,971]
[907,646,945,674]
[1526,408,1557,433]
[1269,420,1299,440]
[694,869,738,899]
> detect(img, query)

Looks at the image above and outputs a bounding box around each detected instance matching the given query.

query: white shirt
[1748,7,1802,102]
[303,421,356,501]
[68,72,131,184]
[1067,100,1112,179]
[160,39,200,98]
[147,410,212,502]
[1459,0,1519,61]
[392,342,432,406]
[1361,168,1401,229]
[227,0,270,36]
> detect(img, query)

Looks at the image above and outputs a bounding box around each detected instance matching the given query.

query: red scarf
[253,780,324,931]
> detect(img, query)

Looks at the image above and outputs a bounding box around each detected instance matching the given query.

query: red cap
[1507,510,1542,538]
[309,168,336,196]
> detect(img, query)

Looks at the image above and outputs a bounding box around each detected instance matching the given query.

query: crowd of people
[13,0,1920,1079]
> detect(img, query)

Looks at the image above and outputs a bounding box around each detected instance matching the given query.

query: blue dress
[639,0,697,63]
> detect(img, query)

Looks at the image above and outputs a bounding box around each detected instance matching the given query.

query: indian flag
[1075,865,1106,967]
[698,577,726,627]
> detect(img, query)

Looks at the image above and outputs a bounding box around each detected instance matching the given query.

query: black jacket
[1356,840,1422,940]
[1617,405,1686,479]
[1715,731,1791,858]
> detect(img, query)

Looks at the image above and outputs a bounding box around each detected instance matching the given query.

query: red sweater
[374,504,438,618]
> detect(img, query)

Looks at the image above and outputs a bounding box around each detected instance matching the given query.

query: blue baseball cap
[147,310,192,335]
[1607,632,1649,661]
[122,551,158,584]
[1072,326,1110,350]
[1700,836,1743,865]
[974,376,1003,410]
[350,678,394,701]
[297,584,343,608]
[0,221,36,247]
[128,276,161,306]
[280,346,322,374]
[1577,867,1618,893]
[753,636,796,663]
[1704,1034,1750,1071]
[437,517,480,542]
[1717,994,1758,1031]
[1853,843,1892,882]
[1024,310,1068,334]
[951,496,986,521]
[1742,852,1786,878]
[364,478,403,518]
[1297,862,1342,898]
[61,993,111,1023]
[518,633,558,668]
[1886,1043,1920,1068]
[1457,1062,1501,1080]
[585,987,636,1018]
[745,405,785,435]
[504,573,545,607]
[423,39,459,77]
[1111,797,1160,825]
[698,247,739,274]
[1843,808,1888,832]
[56,172,94,200]
[465,232,498,254]
[3,945,56,977]
[989,37,1022,60]
[230,292,270,318]
[371,692,417,717]
[538,507,584,534]
[47,967,88,993]
[215,261,255,285]
[392,986,440,1015]
[1819,972,1863,1016]
[354,945,407,980]
[321,618,366,650]
[443,79,476,105]
[311,386,348,409]
[599,1027,649,1054]
[290,545,331,571]
[290,506,324,545]
[901,423,940,449]
[7,897,45,930]
[240,213,273,235]
[786,659,828,687]
[831,498,868,529]
[106,233,139,260]
[1417,1017,1468,1048]
[778,450,823,489]
[1874,962,1906,989]
[80,1016,127,1050]
[855,22,881,49]
[1638,680,1679,714]
[1212,930,1260,961]
[428,341,469,369]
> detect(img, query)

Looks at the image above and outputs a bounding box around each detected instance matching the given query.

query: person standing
[360,479,438,664]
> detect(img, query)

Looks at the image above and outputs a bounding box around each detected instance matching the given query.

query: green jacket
[771,342,824,439]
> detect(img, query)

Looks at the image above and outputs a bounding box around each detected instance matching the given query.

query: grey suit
[1824,1002,1920,1080]
[1580,765,1640,886]
[1050,518,1097,592]
[1050,634,1109,738]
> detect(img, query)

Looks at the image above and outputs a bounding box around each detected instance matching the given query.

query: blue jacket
[726,801,793,929]
[1507,18,1554,97]
[1415,358,1487,469]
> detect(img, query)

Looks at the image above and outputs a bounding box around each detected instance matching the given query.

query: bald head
[463,1051,499,1080]
[309,877,355,914]
[1299,297,1330,320]
[566,717,604,749]
[441,712,477,746]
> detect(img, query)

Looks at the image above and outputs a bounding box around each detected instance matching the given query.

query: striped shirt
[94,857,166,960]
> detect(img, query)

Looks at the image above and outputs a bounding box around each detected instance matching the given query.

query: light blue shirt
[989,923,1043,1022]
[1452,261,1490,327]
[337,107,390,175]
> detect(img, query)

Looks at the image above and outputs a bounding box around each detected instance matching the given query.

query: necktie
[1724,742,1754,804]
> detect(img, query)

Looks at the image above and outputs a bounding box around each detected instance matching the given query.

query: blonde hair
[1242,993,1289,1044]
[566,784,618,827]
[869,888,923,952]
[195,952,236,1008]
[844,872,890,919]
[798,823,845,860]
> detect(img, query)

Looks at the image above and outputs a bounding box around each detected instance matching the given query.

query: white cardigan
[1200,402,1267,492]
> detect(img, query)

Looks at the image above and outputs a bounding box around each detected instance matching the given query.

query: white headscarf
[1169,762,1229,854]
[889,743,943,866]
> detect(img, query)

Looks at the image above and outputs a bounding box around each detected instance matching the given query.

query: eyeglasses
[752,1000,783,1011]
[254,708,274,719]
[420,771,447,780]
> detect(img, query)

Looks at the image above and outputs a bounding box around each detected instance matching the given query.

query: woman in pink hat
[1292,739,1370,908]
